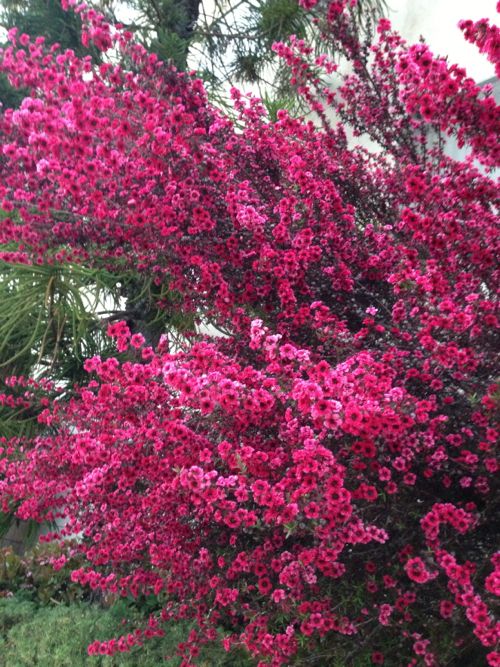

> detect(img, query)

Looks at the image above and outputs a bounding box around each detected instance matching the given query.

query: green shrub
[0,596,255,666]
[0,597,37,647]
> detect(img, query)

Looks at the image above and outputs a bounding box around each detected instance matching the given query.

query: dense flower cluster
[460,7,500,79]
[0,0,498,665]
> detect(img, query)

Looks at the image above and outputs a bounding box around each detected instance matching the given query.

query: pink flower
[405,558,435,584]
[130,333,145,348]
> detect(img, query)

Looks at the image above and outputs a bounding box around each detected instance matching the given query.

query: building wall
[387,0,497,82]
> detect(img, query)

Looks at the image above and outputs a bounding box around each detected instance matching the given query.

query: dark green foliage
[0,544,86,602]
[0,254,126,448]
[0,261,119,380]
[0,73,26,111]
[127,0,200,69]
[0,0,93,54]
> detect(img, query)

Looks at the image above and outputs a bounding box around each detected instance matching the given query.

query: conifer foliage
[0,1,499,665]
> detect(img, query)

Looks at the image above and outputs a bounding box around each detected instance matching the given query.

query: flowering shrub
[0,0,498,665]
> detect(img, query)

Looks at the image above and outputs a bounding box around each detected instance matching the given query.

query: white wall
[387,0,497,82]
